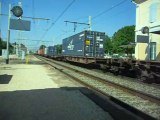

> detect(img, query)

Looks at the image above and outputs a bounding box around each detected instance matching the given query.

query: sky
[0,0,136,51]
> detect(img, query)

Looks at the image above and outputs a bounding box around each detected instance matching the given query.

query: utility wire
[74,0,128,33]
[63,0,127,34]
[92,0,127,20]
[51,0,76,28]
[32,0,35,23]
[40,0,76,40]
[92,6,133,28]
[52,16,88,40]
[43,0,126,43]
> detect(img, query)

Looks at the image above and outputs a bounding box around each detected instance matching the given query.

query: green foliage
[112,25,135,54]
[1,40,6,49]
[39,45,46,49]
[104,35,112,54]
[9,44,14,54]
[0,38,2,55]
[0,38,7,55]
[0,38,14,55]
[54,44,62,54]
[103,25,135,55]
[0,38,2,45]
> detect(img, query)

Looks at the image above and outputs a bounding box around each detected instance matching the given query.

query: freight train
[37,30,160,84]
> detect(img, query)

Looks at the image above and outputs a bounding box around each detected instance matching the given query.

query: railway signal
[11,6,23,18]
[141,26,149,34]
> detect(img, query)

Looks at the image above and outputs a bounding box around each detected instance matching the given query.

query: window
[149,2,158,23]
[150,42,156,60]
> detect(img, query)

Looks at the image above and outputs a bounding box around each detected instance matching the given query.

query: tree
[54,44,62,54]
[104,35,112,54]
[0,37,2,55]
[9,44,14,54]
[112,25,135,54]
[39,45,46,49]
[0,38,7,55]
[0,38,14,55]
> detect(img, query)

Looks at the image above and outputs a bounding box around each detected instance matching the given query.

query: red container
[38,49,45,56]
[38,50,41,55]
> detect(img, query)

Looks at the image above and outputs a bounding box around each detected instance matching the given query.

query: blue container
[47,46,57,57]
[62,30,105,57]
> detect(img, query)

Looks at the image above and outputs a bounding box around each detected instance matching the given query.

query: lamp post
[6,4,11,64]
[141,26,150,60]
[6,5,23,64]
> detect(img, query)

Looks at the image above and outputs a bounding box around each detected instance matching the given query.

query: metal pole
[148,32,150,61]
[88,16,92,31]
[0,2,1,38]
[18,31,20,57]
[6,4,11,64]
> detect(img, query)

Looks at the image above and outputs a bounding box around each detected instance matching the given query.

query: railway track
[40,56,160,98]
[92,68,160,89]
[46,58,160,98]
[36,55,160,120]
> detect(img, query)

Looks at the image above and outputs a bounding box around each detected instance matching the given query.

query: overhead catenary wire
[65,0,128,36]
[35,0,127,49]
[40,0,76,41]
[32,0,35,23]
[63,0,128,36]
[92,5,134,29]
[50,0,76,28]
[92,0,128,20]
[52,15,89,41]
[0,2,1,38]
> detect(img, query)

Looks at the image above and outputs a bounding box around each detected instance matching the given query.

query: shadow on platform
[28,61,47,65]
[0,87,110,120]
[0,74,12,84]
[0,86,145,120]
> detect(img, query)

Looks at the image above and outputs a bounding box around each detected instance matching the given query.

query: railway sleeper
[151,72,160,84]
[110,66,120,75]
[140,70,156,83]
[99,64,111,73]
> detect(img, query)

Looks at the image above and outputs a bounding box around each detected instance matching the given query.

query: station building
[133,0,160,60]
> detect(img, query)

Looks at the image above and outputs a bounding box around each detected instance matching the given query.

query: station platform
[0,55,113,120]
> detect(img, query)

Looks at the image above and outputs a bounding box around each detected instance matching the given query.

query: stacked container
[62,30,105,57]
[38,49,45,56]
[47,46,57,57]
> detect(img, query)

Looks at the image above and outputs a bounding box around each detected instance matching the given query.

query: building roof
[132,0,148,4]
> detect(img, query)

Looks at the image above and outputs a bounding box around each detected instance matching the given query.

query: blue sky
[0,0,136,51]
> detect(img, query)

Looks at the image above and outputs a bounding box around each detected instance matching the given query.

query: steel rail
[39,56,160,105]
[36,55,157,120]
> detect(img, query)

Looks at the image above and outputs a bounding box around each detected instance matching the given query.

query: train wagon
[38,49,45,56]
[62,30,105,57]
[46,46,57,57]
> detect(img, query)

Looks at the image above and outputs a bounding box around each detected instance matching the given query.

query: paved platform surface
[0,55,113,120]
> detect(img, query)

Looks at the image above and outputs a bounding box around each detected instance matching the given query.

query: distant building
[14,43,27,58]
[133,0,160,60]
[19,44,27,53]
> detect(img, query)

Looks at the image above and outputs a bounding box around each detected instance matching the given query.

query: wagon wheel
[113,67,119,75]
[140,76,148,83]
[140,75,154,84]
